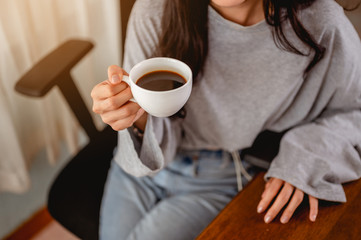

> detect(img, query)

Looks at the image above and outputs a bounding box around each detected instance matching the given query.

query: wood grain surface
[197,172,361,240]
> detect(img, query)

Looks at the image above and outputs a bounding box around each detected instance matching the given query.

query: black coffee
[136,70,186,91]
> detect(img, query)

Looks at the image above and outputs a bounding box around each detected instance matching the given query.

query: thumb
[107,65,128,85]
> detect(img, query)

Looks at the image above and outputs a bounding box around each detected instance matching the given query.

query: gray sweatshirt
[114,0,361,202]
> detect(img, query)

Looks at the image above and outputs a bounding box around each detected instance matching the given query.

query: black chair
[15,41,117,239]
[14,0,284,238]
[15,1,135,239]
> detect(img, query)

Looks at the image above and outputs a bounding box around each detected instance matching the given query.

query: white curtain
[0,0,121,193]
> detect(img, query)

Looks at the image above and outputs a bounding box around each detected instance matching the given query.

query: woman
[91,0,361,239]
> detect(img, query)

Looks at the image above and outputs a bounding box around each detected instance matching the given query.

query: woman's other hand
[257,178,318,224]
[91,65,147,131]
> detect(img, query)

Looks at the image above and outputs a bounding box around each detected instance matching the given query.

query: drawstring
[192,154,199,176]
[231,151,252,191]
[190,150,252,191]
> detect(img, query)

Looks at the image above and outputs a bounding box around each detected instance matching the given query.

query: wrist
[131,125,144,140]
[133,112,148,131]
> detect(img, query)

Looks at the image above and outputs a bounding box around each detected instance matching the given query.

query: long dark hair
[155,0,358,79]
[264,0,325,74]
[155,0,209,79]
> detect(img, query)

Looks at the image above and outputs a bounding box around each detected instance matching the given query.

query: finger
[109,112,142,131]
[265,178,273,189]
[108,65,128,85]
[257,178,283,213]
[262,178,274,198]
[264,182,294,223]
[280,188,304,224]
[132,108,146,124]
[100,102,141,124]
[309,195,318,222]
[91,81,128,100]
[93,87,133,113]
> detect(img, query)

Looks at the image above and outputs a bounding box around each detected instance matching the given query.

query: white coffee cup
[122,57,192,117]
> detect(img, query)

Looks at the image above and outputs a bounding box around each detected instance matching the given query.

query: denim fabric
[100,150,255,240]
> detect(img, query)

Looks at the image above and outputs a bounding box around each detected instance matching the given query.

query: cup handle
[122,75,137,103]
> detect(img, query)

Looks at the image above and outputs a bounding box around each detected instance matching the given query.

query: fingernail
[264,215,271,224]
[280,216,289,224]
[111,74,120,84]
[257,206,263,213]
[310,214,317,222]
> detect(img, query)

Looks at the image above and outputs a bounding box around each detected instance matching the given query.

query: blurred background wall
[345,1,361,36]
[0,0,120,194]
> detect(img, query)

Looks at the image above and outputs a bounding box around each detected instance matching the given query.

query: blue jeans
[99,150,255,240]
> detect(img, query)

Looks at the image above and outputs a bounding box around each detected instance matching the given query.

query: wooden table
[197,172,361,240]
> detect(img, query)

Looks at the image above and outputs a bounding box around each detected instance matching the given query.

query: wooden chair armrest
[15,39,93,97]
[14,39,99,139]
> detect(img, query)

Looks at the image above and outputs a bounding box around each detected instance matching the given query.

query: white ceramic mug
[122,57,192,117]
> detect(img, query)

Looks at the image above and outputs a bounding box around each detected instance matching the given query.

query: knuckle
[91,83,104,98]
[90,88,100,99]
[100,115,110,124]
[111,125,121,131]
[106,97,118,109]
[261,191,273,202]
[125,87,134,99]
[92,102,102,114]
[120,107,132,117]
[125,85,132,94]
[125,120,134,129]
[110,125,121,131]
[92,106,99,113]
[106,86,116,96]
[261,193,272,202]
[295,195,303,204]
[278,194,290,203]
[122,82,130,89]
[111,122,128,132]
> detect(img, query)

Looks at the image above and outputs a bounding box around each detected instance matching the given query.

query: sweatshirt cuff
[265,168,346,202]
[264,139,347,202]
[113,116,164,177]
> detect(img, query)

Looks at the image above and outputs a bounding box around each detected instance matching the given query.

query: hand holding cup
[91,57,192,131]
[91,65,146,131]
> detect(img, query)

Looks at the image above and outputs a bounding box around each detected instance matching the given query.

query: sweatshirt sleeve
[112,0,183,177]
[115,116,183,177]
[265,12,361,202]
